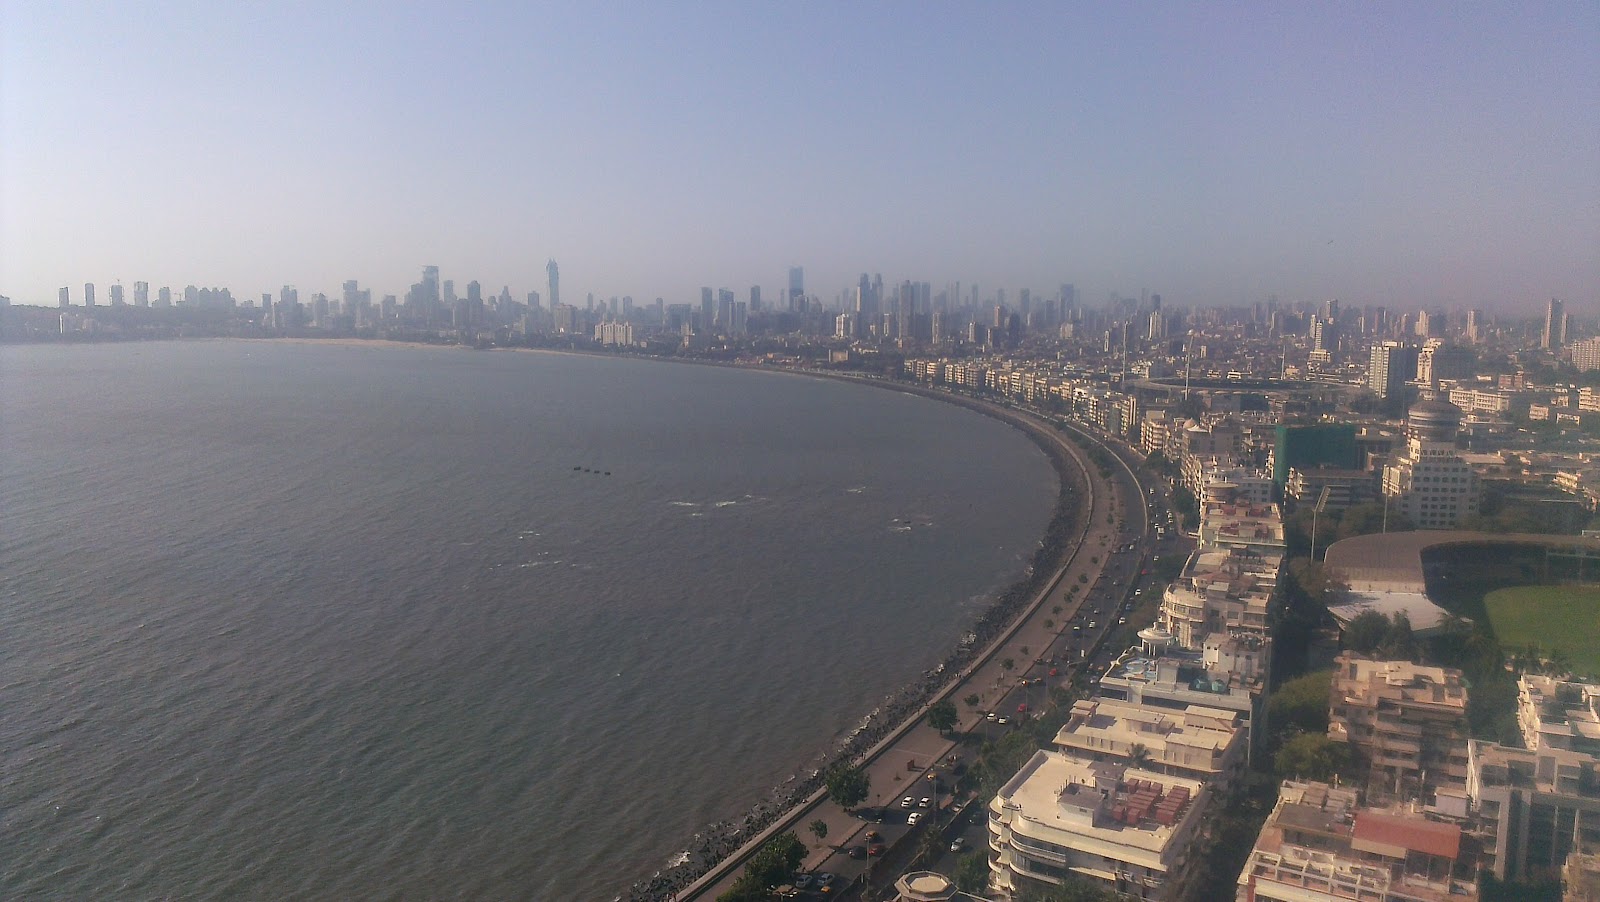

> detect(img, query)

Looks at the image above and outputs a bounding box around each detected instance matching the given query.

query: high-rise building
[1381,399,1480,529]
[700,287,714,330]
[58,286,69,308]
[1544,298,1567,349]
[546,260,560,308]
[1367,341,1419,399]
[133,281,149,307]
[1465,308,1482,344]
[748,285,760,312]
[787,266,803,301]
[156,286,172,308]
[83,282,95,307]
[108,284,124,306]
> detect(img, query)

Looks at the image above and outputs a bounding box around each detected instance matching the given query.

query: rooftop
[995,750,1208,868]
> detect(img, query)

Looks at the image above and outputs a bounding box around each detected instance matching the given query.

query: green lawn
[1484,585,1600,676]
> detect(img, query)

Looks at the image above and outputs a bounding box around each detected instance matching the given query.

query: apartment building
[989,751,1212,901]
[1327,655,1471,803]
[1236,780,1479,902]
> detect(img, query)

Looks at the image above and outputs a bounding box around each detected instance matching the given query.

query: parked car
[900,796,914,808]
[950,838,967,852]
[907,812,923,825]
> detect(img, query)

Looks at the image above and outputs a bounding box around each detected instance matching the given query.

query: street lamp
[1309,486,1331,561]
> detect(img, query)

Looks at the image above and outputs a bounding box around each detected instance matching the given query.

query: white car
[950,838,967,852]
[900,796,914,808]
[918,797,931,808]
[907,812,923,826]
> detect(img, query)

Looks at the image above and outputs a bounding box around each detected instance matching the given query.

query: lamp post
[1310,486,1331,561]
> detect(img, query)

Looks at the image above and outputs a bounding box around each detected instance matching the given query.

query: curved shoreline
[202,338,1095,899]
[621,372,1096,901]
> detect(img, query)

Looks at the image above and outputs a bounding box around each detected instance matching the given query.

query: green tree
[1268,670,1334,739]
[823,764,870,810]
[1376,612,1419,661]
[927,699,959,735]
[808,818,828,844]
[954,851,991,894]
[719,832,807,901]
[964,693,981,708]
[1001,657,1015,674]
[1343,610,1391,655]
[1274,732,1351,782]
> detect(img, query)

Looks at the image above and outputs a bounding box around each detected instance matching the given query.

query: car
[1017,702,1029,713]
[907,812,923,825]
[794,874,814,889]
[816,873,837,891]
[847,845,867,860]
[1118,617,1127,624]
[996,716,1009,725]
[918,797,932,808]
[900,796,914,808]
[986,711,998,721]
[865,830,882,843]
[950,838,967,852]
[868,842,886,857]
[1072,624,1082,632]
[1088,621,1097,629]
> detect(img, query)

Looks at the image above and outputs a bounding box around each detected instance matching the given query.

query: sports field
[1484,585,1600,676]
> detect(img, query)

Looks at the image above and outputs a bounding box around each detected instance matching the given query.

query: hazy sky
[3,2,1596,314]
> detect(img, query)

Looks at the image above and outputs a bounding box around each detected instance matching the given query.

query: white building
[989,751,1212,901]
[1380,400,1480,530]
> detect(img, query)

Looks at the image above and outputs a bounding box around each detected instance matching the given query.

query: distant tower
[58,286,69,308]
[1544,299,1566,349]
[547,260,560,309]
[788,266,804,300]
[84,282,96,307]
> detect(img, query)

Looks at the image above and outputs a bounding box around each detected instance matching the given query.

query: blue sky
[3,2,1596,314]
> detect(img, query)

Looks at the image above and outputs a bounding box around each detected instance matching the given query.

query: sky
[2,2,1597,315]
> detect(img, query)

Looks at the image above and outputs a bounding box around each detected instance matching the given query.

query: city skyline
[2,3,1596,314]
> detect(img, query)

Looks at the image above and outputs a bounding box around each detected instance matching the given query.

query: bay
[0,341,1056,900]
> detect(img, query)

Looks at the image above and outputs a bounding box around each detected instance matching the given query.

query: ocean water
[0,341,1056,900]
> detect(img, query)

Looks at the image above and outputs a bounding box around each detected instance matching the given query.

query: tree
[1375,612,1419,661]
[1001,657,1015,674]
[1129,742,1152,770]
[928,699,959,735]
[1268,670,1334,739]
[720,832,807,901]
[964,693,981,708]
[1343,610,1391,655]
[1274,733,1351,782]
[954,851,991,893]
[808,819,828,844]
[823,764,870,810]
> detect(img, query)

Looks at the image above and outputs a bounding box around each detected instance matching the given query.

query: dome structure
[1407,398,1463,443]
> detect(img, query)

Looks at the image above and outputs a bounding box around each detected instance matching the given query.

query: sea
[0,340,1058,900]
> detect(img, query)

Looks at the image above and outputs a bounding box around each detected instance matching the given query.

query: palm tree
[1129,743,1152,771]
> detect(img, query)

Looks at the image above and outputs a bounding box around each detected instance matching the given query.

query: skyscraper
[700,287,714,330]
[58,286,69,308]
[83,282,95,307]
[547,259,560,309]
[1367,341,1419,400]
[1544,299,1566,349]
[133,281,149,307]
[787,266,804,301]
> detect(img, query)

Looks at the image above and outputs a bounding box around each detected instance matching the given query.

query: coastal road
[678,386,1147,901]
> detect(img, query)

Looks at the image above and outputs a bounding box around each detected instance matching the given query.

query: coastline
[142,336,1091,898]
